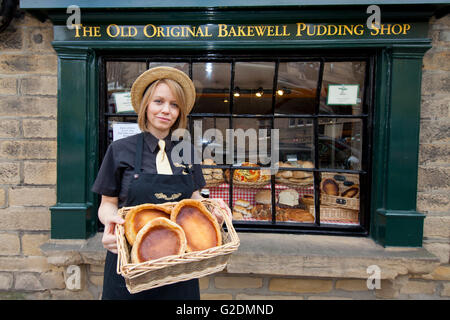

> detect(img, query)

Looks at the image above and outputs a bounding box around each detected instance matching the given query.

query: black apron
[102,133,200,300]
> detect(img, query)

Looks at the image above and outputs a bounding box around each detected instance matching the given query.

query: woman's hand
[98,196,124,254]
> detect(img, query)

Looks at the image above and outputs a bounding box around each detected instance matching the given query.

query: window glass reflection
[318,118,362,170]
[192,62,231,114]
[233,62,275,114]
[276,62,320,115]
[320,61,366,115]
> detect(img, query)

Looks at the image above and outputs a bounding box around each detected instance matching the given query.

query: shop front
[19,1,449,299]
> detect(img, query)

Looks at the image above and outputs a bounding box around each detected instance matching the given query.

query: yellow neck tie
[156,140,173,175]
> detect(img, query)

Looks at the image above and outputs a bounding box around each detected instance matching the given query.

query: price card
[327,84,359,105]
[112,92,135,113]
[112,122,141,141]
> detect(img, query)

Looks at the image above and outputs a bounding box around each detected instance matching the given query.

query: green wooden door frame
[24,5,441,246]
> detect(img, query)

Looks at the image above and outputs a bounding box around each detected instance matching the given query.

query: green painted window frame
[23,6,435,246]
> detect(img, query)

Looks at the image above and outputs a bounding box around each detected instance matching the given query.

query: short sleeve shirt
[91,132,206,208]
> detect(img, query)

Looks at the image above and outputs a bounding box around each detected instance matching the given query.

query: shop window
[99,54,372,234]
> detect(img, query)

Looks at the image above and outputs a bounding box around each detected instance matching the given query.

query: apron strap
[134,133,144,176]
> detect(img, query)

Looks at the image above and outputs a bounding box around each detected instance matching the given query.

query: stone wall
[0,12,448,300]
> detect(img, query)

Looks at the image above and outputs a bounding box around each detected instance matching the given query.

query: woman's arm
[98,195,124,254]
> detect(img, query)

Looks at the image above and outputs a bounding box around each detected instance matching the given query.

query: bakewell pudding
[124,204,171,246]
[171,199,222,252]
[131,217,187,263]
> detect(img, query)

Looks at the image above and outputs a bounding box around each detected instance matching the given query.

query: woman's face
[146,82,180,137]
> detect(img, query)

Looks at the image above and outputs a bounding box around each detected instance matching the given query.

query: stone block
[200,293,233,300]
[20,76,57,96]
[0,232,21,255]
[214,276,263,289]
[418,144,450,166]
[335,279,370,291]
[0,119,20,138]
[0,140,57,160]
[417,166,450,192]
[0,96,57,117]
[0,273,13,290]
[9,186,56,206]
[22,233,50,256]
[421,71,450,96]
[417,191,450,213]
[0,206,51,231]
[0,77,17,95]
[14,273,44,291]
[400,280,436,295]
[269,278,333,294]
[23,161,57,185]
[0,54,57,75]
[236,293,304,300]
[0,162,20,184]
[23,119,57,138]
[423,215,450,239]
[442,283,450,297]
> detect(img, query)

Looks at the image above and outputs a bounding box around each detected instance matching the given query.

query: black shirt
[91,132,206,208]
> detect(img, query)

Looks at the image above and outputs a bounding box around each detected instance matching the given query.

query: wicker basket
[320,172,360,210]
[115,199,240,294]
[309,205,359,223]
[320,194,360,210]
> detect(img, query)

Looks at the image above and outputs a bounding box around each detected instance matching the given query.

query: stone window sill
[40,232,440,280]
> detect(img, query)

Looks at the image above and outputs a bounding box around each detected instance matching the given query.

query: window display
[100,54,371,233]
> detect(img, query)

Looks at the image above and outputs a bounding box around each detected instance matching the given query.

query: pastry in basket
[124,203,172,246]
[321,178,339,196]
[341,185,360,198]
[171,199,222,252]
[131,217,187,263]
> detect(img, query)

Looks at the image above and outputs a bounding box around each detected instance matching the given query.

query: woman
[92,66,207,300]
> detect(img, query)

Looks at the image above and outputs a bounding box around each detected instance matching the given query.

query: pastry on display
[171,199,222,252]
[202,158,224,186]
[224,162,271,186]
[131,217,187,263]
[321,178,339,196]
[278,188,300,207]
[341,184,360,198]
[275,188,315,222]
[232,199,253,220]
[300,194,315,206]
[275,161,314,186]
[251,190,272,220]
[124,204,172,246]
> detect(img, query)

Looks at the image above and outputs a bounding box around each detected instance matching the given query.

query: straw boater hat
[130,66,196,114]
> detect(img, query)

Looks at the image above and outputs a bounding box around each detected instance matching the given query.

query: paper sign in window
[326,84,359,105]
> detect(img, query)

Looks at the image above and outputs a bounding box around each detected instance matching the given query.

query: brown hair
[137,79,188,133]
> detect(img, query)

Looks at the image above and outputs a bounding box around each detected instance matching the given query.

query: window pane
[233,118,272,165]
[192,62,231,114]
[106,61,146,114]
[191,117,229,165]
[319,172,360,225]
[233,62,275,114]
[320,61,366,115]
[275,186,315,223]
[232,179,272,222]
[275,62,320,115]
[148,61,189,75]
[318,118,362,170]
[275,118,314,165]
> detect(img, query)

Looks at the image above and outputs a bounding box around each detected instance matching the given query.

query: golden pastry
[124,203,171,246]
[171,199,222,252]
[131,217,186,263]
